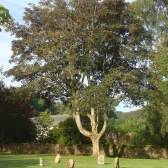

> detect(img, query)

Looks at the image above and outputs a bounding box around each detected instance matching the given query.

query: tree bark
[91,135,100,156]
[73,106,108,156]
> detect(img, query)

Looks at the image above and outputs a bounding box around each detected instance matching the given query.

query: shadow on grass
[104,162,128,168]
[104,162,111,165]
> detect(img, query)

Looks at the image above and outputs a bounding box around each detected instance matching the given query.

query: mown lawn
[0,154,168,168]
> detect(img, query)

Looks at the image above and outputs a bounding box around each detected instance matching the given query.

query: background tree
[46,102,71,114]
[30,98,71,115]
[6,0,150,156]
[105,108,168,146]
[129,0,168,137]
[30,98,47,114]
[0,4,11,31]
[0,86,36,151]
[105,109,146,145]
[44,101,71,115]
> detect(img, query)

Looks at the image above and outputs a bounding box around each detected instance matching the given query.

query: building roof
[51,114,69,125]
[30,114,70,126]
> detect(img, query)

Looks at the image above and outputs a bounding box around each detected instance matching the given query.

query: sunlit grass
[0,154,168,168]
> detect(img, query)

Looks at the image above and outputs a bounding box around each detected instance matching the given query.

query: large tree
[6,0,150,156]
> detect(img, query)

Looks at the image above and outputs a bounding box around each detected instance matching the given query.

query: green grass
[0,154,168,168]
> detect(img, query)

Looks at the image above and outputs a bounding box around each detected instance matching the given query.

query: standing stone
[65,159,74,168]
[114,157,119,168]
[55,154,61,163]
[39,157,43,166]
[98,154,104,164]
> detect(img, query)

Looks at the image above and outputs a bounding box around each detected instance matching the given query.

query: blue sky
[0,0,140,112]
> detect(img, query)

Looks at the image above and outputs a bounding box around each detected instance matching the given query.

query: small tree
[34,112,54,142]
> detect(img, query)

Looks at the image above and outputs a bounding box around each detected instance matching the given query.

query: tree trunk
[73,100,108,156]
[91,136,100,156]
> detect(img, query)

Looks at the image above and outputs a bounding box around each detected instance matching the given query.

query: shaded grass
[0,154,168,168]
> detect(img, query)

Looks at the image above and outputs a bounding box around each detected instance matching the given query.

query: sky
[0,0,140,112]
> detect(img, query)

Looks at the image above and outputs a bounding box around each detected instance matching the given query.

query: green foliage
[34,112,54,143]
[30,98,71,115]
[142,103,168,145]
[113,109,144,120]
[0,86,37,145]
[129,0,168,46]
[49,117,91,144]
[30,98,47,114]
[130,0,168,95]
[105,109,148,145]
[106,108,168,146]
[6,0,150,110]
[0,4,11,31]
[129,0,168,138]
[46,102,71,115]
[152,47,168,95]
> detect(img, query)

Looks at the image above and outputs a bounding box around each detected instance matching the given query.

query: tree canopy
[0,86,36,150]
[6,0,151,156]
[0,4,11,31]
[129,0,168,136]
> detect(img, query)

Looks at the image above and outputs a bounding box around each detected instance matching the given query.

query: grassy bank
[0,154,168,168]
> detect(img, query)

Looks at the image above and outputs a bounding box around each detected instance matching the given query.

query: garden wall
[1,143,168,159]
